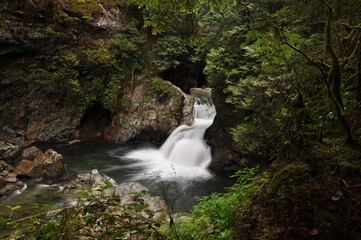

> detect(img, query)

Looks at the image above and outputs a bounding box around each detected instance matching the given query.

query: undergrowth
[167,168,262,240]
[0,168,261,240]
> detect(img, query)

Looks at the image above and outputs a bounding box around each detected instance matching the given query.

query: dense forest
[1,0,361,239]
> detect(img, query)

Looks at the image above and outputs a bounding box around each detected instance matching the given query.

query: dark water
[1,140,234,217]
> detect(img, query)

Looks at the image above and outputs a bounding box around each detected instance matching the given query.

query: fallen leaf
[310,229,319,235]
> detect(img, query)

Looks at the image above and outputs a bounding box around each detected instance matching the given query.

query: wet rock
[0,181,25,196]
[0,127,26,160]
[0,160,25,196]
[15,159,43,178]
[36,149,64,178]
[206,89,242,173]
[0,142,21,161]
[73,169,109,186]
[21,146,42,160]
[5,172,17,183]
[62,169,115,198]
[15,149,64,178]
[210,148,243,173]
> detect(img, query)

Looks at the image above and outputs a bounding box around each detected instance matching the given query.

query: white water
[124,99,216,181]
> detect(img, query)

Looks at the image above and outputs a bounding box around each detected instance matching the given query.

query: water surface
[0,140,234,218]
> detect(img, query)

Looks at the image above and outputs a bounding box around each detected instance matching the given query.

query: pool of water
[1,140,234,218]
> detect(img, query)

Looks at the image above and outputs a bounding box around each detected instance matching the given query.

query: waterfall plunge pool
[0,140,235,217]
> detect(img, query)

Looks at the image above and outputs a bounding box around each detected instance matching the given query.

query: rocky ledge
[0,127,65,196]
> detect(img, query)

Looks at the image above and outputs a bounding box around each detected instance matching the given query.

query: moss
[143,77,182,104]
[61,0,117,19]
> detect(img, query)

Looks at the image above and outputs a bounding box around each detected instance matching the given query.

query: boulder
[65,170,169,222]
[15,149,64,178]
[36,149,64,178]
[115,182,169,221]
[206,89,242,173]
[21,146,42,160]
[71,169,115,197]
[15,159,43,178]
[105,77,194,143]
[73,169,109,186]
[0,142,21,161]
[0,160,25,196]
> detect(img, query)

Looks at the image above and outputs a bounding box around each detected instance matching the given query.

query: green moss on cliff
[60,0,117,19]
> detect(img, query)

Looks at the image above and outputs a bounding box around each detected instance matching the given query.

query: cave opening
[79,104,112,139]
[160,62,207,94]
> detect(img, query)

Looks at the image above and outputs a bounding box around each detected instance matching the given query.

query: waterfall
[123,99,216,181]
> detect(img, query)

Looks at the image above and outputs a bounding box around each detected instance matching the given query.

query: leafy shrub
[172,168,261,240]
[1,180,165,240]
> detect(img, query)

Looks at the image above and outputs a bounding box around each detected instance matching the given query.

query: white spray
[123,98,216,181]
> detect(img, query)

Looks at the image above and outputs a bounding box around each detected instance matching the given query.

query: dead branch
[7,206,76,225]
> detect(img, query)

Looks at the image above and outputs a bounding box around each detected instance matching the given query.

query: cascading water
[123,98,216,181]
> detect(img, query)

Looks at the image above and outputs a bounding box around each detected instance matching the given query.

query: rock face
[0,0,124,55]
[206,89,242,173]
[24,100,85,142]
[0,160,25,196]
[16,148,64,179]
[105,77,194,143]
[0,0,125,142]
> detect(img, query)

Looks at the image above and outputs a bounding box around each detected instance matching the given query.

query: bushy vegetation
[0,180,165,240]
[172,168,261,240]
[0,169,261,240]
[4,23,145,110]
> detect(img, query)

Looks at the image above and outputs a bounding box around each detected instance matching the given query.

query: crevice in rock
[78,104,111,139]
[160,62,207,94]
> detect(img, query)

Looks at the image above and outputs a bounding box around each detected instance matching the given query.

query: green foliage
[109,24,145,71]
[19,24,146,109]
[234,140,361,240]
[231,123,273,156]
[151,35,189,71]
[172,168,260,240]
[1,180,165,240]
[143,77,179,102]
[203,0,361,157]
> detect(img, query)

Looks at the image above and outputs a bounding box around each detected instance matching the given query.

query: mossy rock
[61,0,117,18]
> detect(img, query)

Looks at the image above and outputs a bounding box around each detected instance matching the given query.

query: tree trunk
[356,50,361,104]
[323,4,353,143]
